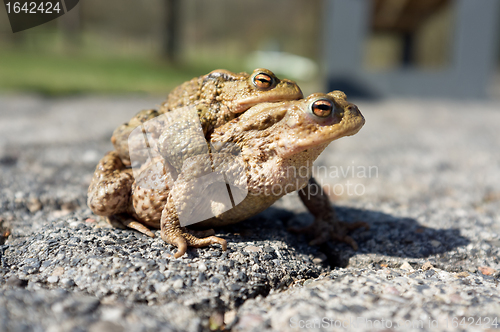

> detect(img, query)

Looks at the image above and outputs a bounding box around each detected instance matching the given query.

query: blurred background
[0,0,498,98]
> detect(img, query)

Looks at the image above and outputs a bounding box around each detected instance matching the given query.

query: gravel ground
[0,94,499,332]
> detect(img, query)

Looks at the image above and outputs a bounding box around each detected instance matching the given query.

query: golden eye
[253,73,274,90]
[311,99,333,117]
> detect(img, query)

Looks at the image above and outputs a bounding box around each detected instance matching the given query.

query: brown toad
[88,91,367,257]
[111,68,303,166]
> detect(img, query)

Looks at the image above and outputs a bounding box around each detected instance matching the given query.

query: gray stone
[1,95,500,332]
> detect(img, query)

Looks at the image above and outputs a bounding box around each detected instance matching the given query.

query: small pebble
[47,276,59,283]
[400,262,413,271]
[313,258,324,265]
[478,266,496,276]
[244,245,262,253]
[430,240,441,247]
[421,262,434,271]
[172,279,183,289]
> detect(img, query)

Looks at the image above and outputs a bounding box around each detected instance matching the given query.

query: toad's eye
[310,99,333,117]
[253,73,274,90]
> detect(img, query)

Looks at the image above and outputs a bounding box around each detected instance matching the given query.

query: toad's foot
[160,197,227,258]
[161,228,227,258]
[289,219,369,250]
[108,214,156,238]
[187,228,216,237]
[295,177,369,250]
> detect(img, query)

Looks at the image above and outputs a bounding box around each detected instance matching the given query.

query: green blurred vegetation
[0,50,191,96]
[0,36,244,96]
[0,0,322,96]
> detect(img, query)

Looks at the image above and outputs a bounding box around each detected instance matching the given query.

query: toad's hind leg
[160,194,227,258]
[108,214,156,238]
[87,151,134,216]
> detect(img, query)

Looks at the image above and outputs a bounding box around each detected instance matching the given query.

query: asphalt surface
[0,94,499,332]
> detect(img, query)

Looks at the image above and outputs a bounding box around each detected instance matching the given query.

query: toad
[111,68,303,166]
[88,91,367,258]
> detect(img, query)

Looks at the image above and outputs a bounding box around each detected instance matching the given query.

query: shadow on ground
[220,206,470,269]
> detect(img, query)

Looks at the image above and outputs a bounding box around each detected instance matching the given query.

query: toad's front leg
[160,193,227,258]
[290,177,369,250]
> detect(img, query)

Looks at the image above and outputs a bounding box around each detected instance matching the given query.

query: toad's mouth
[233,83,303,113]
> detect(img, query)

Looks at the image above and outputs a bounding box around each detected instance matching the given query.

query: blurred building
[324,0,500,98]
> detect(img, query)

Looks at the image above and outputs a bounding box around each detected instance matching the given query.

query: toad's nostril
[347,105,360,115]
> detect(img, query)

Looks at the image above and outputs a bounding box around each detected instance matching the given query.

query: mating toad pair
[88,68,367,258]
